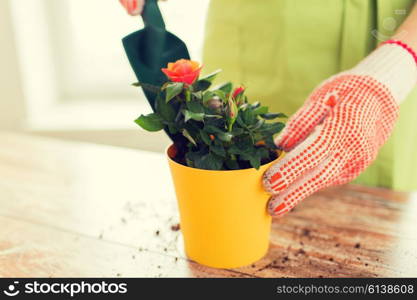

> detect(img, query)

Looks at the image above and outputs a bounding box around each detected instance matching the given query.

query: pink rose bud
[227,98,238,119]
[232,86,245,99]
[207,97,222,110]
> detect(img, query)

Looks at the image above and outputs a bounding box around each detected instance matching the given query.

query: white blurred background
[1,0,210,151]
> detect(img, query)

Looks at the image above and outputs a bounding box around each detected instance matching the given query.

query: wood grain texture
[0,132,416,277]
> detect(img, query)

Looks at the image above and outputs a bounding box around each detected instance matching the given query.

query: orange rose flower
[161,59,202,85]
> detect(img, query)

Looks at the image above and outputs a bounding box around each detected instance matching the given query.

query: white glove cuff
[348,44,417,104]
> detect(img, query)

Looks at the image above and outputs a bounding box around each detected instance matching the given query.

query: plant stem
[185,89,191,102]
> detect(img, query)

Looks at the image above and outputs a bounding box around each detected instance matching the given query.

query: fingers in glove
[277,92,339,152]
[263,124,332,194]
[119,0,144,15]
[267,153,343,217]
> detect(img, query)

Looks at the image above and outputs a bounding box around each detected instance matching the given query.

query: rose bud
[232,86,245,106]
[206,97,223,111]
[226,98,238,131]
[161,59,202,85]
[232,86,245,99]
[227,98,238,119]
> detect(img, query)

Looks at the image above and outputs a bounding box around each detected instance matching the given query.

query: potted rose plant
[134,59,286,268]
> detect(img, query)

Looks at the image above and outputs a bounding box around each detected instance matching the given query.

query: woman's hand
[119,0,145,16]
[263,43,417,217]
[119,0,167,15]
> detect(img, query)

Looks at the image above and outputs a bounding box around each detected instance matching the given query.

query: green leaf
[236,115,247,128]
[260,122,285,135]
[216,131,233,142]
[241,108,256,125]
[182,129,197,146]
[204,125,222,133]
[184,110,205,122]
[193,80,212,92]
[253,106,268,115]
[187,101,205,113]
[260,112,288,120]
[134,113,164,132]
[185,150,203,168]
[225,159,240,170]
[249,155,261,170]
[256,147,270,159]
[235,137,254,152]
[212,90,227,101]
[202,91,215,104]
[165,82,184,102]
[228,145,242,155]
[216,82,233,94]
[210,143,226,157]
[199,129,212,145]
[192,70,222,93]
[265,136,277,148]
[132,82,161,93]
[155,95,175,122]
[194,153,223,170]
[205,114,222,119]
[251,119,265,130]
[168,125,178,135]
[199,69,222,83]
[161,82,171,90]
[192,91,203,100]
[231,127,245,135]
[251,101,260,109]
[204,125,233,142]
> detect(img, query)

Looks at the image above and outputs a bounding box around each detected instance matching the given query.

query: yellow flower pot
[167,145,284,269]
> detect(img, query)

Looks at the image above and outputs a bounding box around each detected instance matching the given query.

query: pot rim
[165,144,285,174]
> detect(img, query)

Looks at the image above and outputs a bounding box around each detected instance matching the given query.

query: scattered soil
[301,229,311,237]
[170,224,180,231]
[296,248,306,256]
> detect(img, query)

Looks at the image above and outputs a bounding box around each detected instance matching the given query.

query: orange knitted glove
[263,44,417,217]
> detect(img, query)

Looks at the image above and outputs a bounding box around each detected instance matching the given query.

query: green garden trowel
[122,0,190,112]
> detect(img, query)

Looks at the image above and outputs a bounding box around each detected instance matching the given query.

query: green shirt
[203,0,417,190]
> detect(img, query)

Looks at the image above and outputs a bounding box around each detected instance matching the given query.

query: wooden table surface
[0,132,416,278]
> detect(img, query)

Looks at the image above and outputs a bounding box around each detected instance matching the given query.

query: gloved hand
[119,0,145,15]
[263,43,417,217]
[119,0,167,15]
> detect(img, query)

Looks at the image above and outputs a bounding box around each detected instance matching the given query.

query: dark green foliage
[133,71,286,170]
